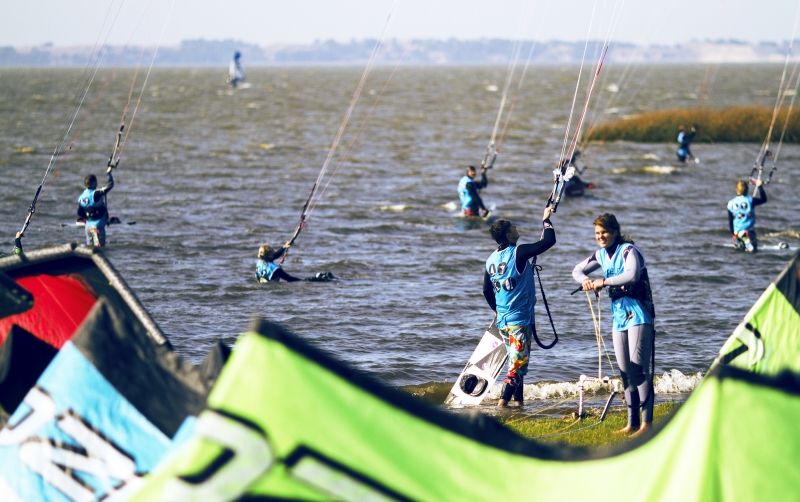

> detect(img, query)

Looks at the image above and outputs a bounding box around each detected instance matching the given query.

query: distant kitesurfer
[563,151,596,197]
[573,214,655,437]
[728,179,767,253]
[0,232,24,257]
[676,124,698,163]
[77,167,114,247]
[458,165,489,217]
[484,207,556,407]
[256,242,335,283]
[229,51,245,88]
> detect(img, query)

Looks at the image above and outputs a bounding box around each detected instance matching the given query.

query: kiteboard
[444,320,508,406]
[62,217,135,227]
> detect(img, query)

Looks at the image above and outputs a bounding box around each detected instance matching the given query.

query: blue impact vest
[78,188,107,222]
[727,195,755,233]
[457,176,477,211]
[596,243,653,331]
[486,246,535,329]
[255,259,280,283]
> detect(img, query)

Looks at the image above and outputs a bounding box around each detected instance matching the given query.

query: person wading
[457,165,489,217]
[483,207,556,407]
[676,124,698,163]
[728,179,767,253]
[77,167,114,247]
[572,214,656,437]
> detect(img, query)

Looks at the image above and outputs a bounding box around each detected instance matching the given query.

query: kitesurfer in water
[728,179,767,253]
[458,165,489,217]
[573,214,655,437]
[77,167,114,247]
[563,151,595,197]
[676,124,697,163]
[255,242,335,283]
[229,51,245,88]
[484,207,556,407]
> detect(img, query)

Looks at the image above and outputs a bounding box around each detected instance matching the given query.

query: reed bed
[587,106,800,143]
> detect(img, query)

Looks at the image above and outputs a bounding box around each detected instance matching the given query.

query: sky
[2,0,800,48]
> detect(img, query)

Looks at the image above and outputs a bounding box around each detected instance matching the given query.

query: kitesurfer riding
[229,51,245,88]
[458,165,489,217]
[728,179,767,253]
[484,207,556,407]
[255,242,335,283]
[676,124,698,163]
[77,167,114,247]
[573,214,655,437]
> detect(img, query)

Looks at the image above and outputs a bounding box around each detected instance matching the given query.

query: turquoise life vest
[457,176,477,211]
[597,243,654,331]
[255,259,280,283]
[486,245,535,329]
[78,188,107,221]
[727,195,755,233]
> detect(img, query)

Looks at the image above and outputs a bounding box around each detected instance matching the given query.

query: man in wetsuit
[255,242,335,283]
[77,167,114,247]
[676,124,697,163]
[728,179,767,252]
[483,207,556,407]
[457,165,489,217]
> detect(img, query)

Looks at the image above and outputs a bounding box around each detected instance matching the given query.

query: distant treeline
[588,106,800,143]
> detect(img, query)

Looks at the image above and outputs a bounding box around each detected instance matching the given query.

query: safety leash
[532,263,558,350]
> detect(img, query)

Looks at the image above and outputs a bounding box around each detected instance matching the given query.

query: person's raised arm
[515,207,555,266]
[94,168,114,202]
[477,170,488,189]
[752,181,767,206]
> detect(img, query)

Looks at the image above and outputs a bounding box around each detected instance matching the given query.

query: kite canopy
[716,252,800,375]
[130,290,800,502]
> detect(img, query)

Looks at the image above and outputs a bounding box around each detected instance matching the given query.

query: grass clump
[498,401,680,448]
[588,106,800,143]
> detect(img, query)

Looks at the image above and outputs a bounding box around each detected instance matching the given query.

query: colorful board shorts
[499,324,531,387]
[85,217,107,247]
[463,209,480,217]
[734,230,757,253]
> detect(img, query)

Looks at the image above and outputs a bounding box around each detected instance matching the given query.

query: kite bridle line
[281,0,401,263]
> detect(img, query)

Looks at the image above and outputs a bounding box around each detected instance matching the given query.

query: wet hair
[257,243,275,261]
[490,219,513,245]
[466,165,476,174]
[593,213,634,244]
[84,174,97,189]
[735,179,748,196]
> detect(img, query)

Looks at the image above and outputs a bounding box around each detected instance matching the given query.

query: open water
[1,65,798,412]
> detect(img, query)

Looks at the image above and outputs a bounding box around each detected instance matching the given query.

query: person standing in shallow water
[676,124,697,163]
[77,167,114,247]
[483,207,556,407]
[728,179,767,253]
[457,165,489,217]
[572,214,656,437]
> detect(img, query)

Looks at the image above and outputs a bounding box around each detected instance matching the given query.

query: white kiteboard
[445,320,508,406]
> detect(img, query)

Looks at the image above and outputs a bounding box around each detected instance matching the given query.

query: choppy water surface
[1,65,798,409]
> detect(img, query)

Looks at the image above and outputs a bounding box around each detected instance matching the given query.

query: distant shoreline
[3,38,799,67]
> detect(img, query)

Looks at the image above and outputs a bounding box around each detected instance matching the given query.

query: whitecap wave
[484,369,703,400]
[763,230,800,239]
[441,201,458,212]
[378,204,407,212]
[642,153,660,160]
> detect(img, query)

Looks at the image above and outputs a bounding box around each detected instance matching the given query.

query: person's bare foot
[512,400,523,407]
[630,422,651,438]
[615,425,635,434]
[497,399,508,407]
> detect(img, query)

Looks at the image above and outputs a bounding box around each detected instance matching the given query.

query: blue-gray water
[1,65,797,404]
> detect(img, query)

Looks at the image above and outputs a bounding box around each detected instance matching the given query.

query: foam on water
[377,204,407,212]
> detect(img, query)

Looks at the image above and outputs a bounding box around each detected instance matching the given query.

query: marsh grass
[498,401,680,448]
[587,107,800,143]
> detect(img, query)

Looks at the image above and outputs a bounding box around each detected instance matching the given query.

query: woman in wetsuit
[255,242,335,283]
[572,214,656,437]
